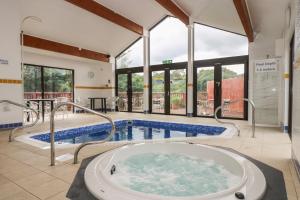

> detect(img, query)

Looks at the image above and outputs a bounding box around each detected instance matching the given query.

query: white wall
[292,0,300,179]
[282,3,296,131]
[23,50,114,108]
[0,0,23,125]
[249,36,281,126]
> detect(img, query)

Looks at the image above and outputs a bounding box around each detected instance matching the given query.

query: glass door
[117,74,128,111]
[221,64,245,118]
[170,69,186,115]
[194,56,248,119]
[150,66,187,115]
[132,72,144,112]
[116,70,144,112]
[151,70,165,114]
[196,67,215,116]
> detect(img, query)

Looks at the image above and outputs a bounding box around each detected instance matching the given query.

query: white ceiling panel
[20,0,139,57]
[174,0,245,35]
[247,0,290,39]
[95,0,169,29]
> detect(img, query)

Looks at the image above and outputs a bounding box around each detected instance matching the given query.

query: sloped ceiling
[20,0,291,60]
[246,0,291,39]
[173,0,246,35]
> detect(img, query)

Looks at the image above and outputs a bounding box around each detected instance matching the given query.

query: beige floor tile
[285,180,298,198]
[15,172,55,190]
[0,174,11,186]
[0,112,297,199]
[0,182,24,200]
[4,190,40,200]
[45,191,69,200]
[1,163,41,181]
[26,179,69,200]
[44,164,78,183]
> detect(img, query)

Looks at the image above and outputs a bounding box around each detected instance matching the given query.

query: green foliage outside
[116,49,240,99]
[197,68,238,91]
[23,65,73,93]
[117,68,239,96]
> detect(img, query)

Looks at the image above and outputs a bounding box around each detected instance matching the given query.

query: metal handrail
[0,100,40,142]
[215,98,256,138]
[215,106,241,136]
[50,102,116,166]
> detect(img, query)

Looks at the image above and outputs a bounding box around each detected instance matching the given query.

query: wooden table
[25,99,56,122]
[88,97,107,113]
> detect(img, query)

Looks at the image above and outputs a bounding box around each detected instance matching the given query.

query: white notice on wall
[255,59,278,73]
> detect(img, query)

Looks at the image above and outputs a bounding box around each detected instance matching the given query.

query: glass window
[150,16,188,65]
[194,24,248,60]
[116,38,143,69]
[23,65,42,99]
[43,67,73,101]
[23,65,74,102]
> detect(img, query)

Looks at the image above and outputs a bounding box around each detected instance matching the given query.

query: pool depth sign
[255,59,278,73]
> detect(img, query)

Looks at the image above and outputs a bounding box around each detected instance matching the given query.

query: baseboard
[0,122,23,130]
[75,108,113,113]
[292,150,300,182]
[187,113,193,117]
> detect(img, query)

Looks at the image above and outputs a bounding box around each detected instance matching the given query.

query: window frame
[23,63,75,103]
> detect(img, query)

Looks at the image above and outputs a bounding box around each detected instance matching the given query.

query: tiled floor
[0,112,299,199]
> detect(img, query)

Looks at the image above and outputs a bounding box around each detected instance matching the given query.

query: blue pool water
[31,120,226,144]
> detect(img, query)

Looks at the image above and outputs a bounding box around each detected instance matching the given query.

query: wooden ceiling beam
[155,0,189,25]
[65,0,143,35]
[233,0,254,42]
[23,34,110,62]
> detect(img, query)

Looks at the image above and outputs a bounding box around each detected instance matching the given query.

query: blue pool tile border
[31,120,226,143]
[0,122,23,129]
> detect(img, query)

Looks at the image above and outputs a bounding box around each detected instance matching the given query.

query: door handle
[216,82,221,87]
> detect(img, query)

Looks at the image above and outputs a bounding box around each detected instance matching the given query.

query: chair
[117,97,127,111]
[133,96,143,111]
[55,97,70,119]
[23,101,40,123]
[75,98,90,113]
[107,96,119,112]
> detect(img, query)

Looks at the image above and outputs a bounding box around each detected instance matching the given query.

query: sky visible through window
[194,24,248,60]
[150,17,188,65]
[116,17,248,69]
[116,38,143,69]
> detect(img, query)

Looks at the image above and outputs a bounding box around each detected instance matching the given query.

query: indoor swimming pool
[28,120,229,145]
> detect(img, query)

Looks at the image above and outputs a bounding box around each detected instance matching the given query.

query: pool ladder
[0,100,40,142]
[50,102,116,166]
[214,98,256,138]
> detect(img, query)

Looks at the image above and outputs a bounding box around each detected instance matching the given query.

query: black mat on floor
[66,146,287,200]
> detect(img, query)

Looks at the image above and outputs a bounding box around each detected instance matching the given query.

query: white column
[109,56,116,98]
[187,23,194,117]
[143,30,150,113]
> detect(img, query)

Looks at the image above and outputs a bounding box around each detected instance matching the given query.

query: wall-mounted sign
[255,59,278,73]
[0,59,8,65]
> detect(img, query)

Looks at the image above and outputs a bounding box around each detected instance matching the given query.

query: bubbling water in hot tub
[110,153,241,197]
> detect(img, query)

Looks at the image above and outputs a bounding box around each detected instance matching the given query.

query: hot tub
[85,143,266,200]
